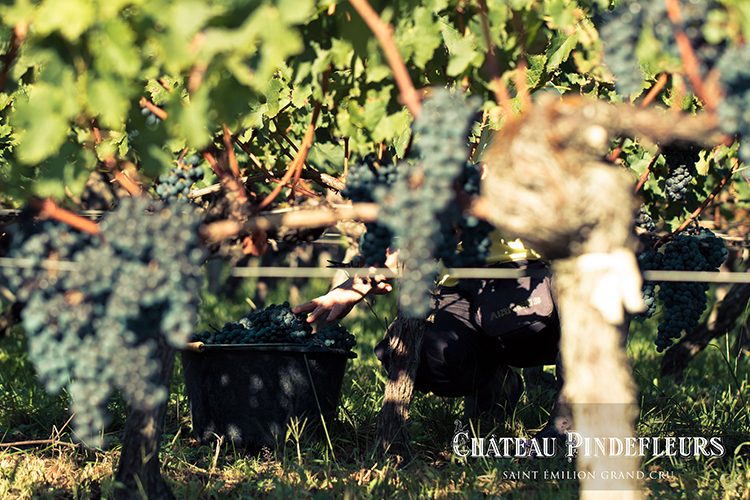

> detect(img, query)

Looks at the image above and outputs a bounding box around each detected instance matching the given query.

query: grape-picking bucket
[181,343,356,450]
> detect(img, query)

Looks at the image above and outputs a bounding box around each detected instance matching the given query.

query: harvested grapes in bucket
[192,302,356,351]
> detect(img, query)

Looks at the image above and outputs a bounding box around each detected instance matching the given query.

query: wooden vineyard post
[114,336,177,500]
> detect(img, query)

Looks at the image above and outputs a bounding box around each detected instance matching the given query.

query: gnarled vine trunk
[475,95,711,498]
[114,338,176,500]
[374,314,426,462]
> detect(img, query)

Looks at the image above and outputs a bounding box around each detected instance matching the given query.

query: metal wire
[0,257,81,272]
[2,258,750,283]
[0,209,108,220]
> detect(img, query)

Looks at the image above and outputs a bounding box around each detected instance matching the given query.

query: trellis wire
[3,257,750,283]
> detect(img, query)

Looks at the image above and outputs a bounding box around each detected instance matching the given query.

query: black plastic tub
[181,343,356,450]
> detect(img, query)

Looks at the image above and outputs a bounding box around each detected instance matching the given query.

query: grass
[2,274,750,499]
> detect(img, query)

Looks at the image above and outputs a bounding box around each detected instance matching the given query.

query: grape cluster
[142,105,162,128]
[343,90,481,311]
[664,164,693,203]
[600,0,719,97]
[343,155,399,266]
[435,162,494,268]
[316,324,355,350]
[661,143,701,203]
[191,302,356,351]
[0,215,95,301]
[598,2,645,96]
[717,43,750,163]
[359,224,394,266]
[635,208,659,317]
[635,222,728,352]
[635,206,656,233]
[154,154,204,202]
[2,197,206,446]
[373,88,480,316]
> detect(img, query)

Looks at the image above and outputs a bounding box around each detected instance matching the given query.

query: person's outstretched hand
[292,272,392,323]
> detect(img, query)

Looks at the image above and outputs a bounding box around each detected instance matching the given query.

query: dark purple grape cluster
[636,206,656,233]
[359,223,393,267]
[717,43,750,163]
[635,207,659,318]
[635,223,728,352]
[373,89,481,316]
[342,154,399,266]
[598,2,645,96]
[435,162,494,269]
[2,197,206,446]
[142,105,163,128]
[664,164,693,203]
[599,0,719,97]
[661,143,701,203]
[155,154,204,202]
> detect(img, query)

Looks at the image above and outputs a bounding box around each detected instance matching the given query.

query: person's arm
[292,250,397,323]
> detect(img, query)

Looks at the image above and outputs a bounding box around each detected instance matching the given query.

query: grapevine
[1,197,206,446]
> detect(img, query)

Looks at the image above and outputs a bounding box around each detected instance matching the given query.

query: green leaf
[425,0,449,11]
[361,90,389,130]
[243,101,269,130]
[32,142,94,200]
[32,178,66,200]
[546,31,579,71]
[366,64,392,83]
[397,7,442,69]
[34,0,96,41]
[88,78,132,129]
[277,0,315,24]
[251,6,304,86]
[696,151,710,176]
[291,85,312,108]
[635,22,678,77]
[90,18,142,79]
[526,53,547,89]
[446,37,480,77]
[629,156,653,177]
[0,0,36,27]
[545,0,577,29]
[169,1,223,37]
[12,84,74,164]
[264,78,286,118]
[176,87,211,150]
[372,108,411,144]
[330,38,354,70]
[439,16,464,53]
[307,141,344,173]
